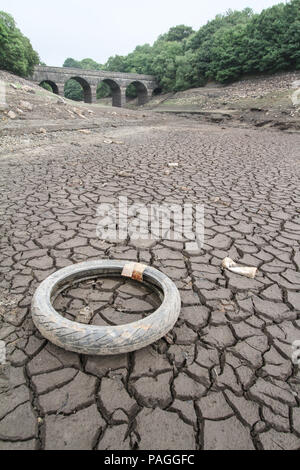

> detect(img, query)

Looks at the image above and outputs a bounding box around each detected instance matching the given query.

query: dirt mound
[1,69,300,134]
[0,71,100,123]
[0,71,159,137]
[145,71,300,131]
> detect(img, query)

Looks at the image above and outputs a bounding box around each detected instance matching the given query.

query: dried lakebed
[0,113,300,450]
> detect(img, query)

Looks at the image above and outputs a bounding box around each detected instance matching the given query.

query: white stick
[222,257,257,279]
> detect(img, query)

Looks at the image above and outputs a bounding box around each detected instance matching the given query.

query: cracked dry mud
[0,112,300,451]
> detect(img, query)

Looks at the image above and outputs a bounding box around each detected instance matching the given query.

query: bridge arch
[98,79,122,107]
[32,66,158,107]
[39,80,59,95]
[152,87,162,96]
[126,81,149,106]
[65,76,92,103]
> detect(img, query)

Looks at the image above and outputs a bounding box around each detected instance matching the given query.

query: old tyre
[31,260,181,355]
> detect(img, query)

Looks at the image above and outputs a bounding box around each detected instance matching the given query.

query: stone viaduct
[31,66,159,107]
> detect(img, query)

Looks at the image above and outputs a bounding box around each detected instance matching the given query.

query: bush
[0,11,39,77]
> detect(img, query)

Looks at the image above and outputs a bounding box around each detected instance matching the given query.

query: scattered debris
[164,333,174,344]
[23,85,35,94]
[114,300,126,312]
[210,196,230,206]
[76,306,93,324]
[56,96,66,105]
[19,100,33,111]
[72,108,87,119]
[7,110,16,119]
[168,162,178,167]
[122,262,147,282]
[103,139,123,145]
[222,257,258,278]
[68,178,83,187]
[78,129,91,134]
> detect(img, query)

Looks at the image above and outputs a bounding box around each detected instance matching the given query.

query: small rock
[19,100,33,111]
[7,110,16,119]
[76,306,93,324]
[56,96,66,104]
[22,85,35,94]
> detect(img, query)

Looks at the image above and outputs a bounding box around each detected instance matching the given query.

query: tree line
[63,0,299,99]
[100,0,299,90]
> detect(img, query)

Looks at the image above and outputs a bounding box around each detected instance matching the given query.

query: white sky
[1,0,285,66]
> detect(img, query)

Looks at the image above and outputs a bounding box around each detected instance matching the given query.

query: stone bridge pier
[31,66,159,107]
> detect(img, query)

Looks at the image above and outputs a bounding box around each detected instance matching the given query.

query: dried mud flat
[0,76,300,450]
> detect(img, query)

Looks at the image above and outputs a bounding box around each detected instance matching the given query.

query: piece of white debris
[168,162,178,167]
[222,257,258,279]
[76,306,93,324]
[7,110,16,119]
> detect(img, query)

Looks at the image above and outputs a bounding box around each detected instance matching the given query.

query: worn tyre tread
[31,260,181,355]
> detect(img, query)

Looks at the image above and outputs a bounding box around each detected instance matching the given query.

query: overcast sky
[1,0,284,66]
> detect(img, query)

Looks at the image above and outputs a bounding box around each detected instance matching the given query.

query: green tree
[62,0,300,93]
[150,40,184,91]
[40,82,53,92]
[97,82,111,99]
[244,1,300,73]
[64,80,83,101]
[63,57,82,68]
[80,58,102,70]
[162,25,194,42]
[104,55,128,72]
[0,11,39,77]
